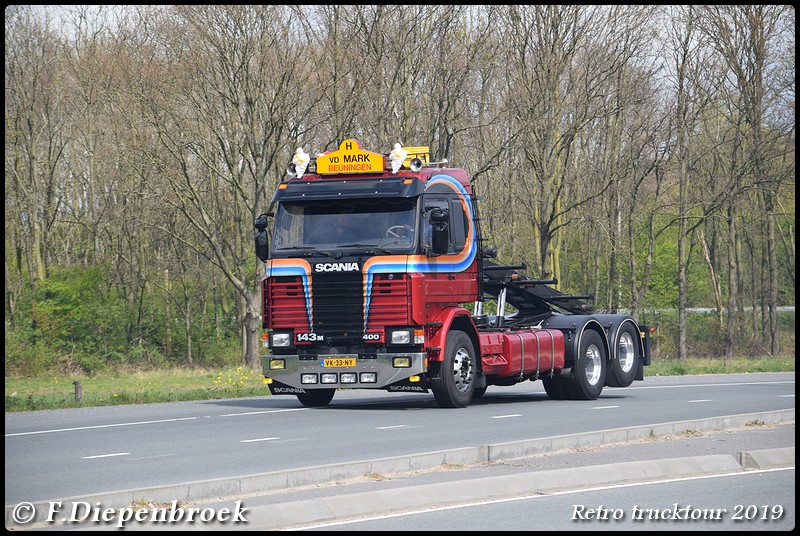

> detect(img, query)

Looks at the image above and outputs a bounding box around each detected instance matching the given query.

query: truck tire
[566,330,607,400]
[297,388,335,407]
[542,375,570,400]
[606,323,639,388]
[472,386,487,399]
[431,330,476,408]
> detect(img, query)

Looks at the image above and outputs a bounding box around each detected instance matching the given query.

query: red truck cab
[254,139,649,408]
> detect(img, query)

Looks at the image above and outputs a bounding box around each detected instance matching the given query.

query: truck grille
[312,272,364,334]
[266,272,412,335]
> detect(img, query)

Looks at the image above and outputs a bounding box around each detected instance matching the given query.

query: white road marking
[688,399,712,403]
[6,408,309,437]
[82,452,130,459]
[377,425,410,430]
[491,414,523,419]
[5,417,199,437]
[611,380,794,391]
[240,437,280,443]
[220,408,308,417]
[128,454,179,461]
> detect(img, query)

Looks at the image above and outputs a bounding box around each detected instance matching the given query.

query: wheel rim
[452,346,474,393]
[584,343,602,386]
[618,332,636,373]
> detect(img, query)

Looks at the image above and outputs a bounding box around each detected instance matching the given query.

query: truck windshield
[272,198,417,253]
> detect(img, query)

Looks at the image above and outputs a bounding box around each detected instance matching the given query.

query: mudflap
[386,377,430,394]
[267,381,313,396]
[640,324,652,366]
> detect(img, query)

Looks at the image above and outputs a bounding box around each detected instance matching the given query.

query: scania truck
[254,139,650,408]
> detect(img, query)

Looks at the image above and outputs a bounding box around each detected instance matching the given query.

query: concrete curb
[5,409,794,529]
[483,408,795,461]
[248,451,767,530]
[739,446,795,469]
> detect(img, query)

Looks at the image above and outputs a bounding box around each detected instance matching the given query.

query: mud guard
[540,314,609,368]
[425,307,477,361]
[426,307,484,388]
[591,314,647,362]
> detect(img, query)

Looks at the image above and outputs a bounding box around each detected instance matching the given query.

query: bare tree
[129,6,322,369]
[5,5,795,372]
[662,5,719,359]
[697,5,792,357]
[5,8,67,290]
[503,5,653,292]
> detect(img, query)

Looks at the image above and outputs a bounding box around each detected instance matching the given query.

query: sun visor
[272,177,425,202]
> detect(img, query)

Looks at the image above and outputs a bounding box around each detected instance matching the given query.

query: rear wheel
[297,388,335,407]
[431,330,476,408]
[566,330,607,400]
[606,323,639,388]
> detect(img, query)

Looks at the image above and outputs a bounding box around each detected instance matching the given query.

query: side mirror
[429,208,449,255]
[254,213,270,262]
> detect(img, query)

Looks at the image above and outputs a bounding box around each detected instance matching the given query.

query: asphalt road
[4,372,795,530]
[9,416,794,531]
[296,468,795,531]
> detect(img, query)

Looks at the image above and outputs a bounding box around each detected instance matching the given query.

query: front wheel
[566,330,607,400]
[297,388,335,407]
[431,330,476,408]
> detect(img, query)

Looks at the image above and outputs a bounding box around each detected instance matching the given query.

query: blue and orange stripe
[266,258,313,330]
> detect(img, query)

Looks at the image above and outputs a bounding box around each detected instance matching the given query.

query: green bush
[72,353,111,376]
[640,310,794,360]
[4,330,61,376]
[193,337,243,368]
[128,345,169,368]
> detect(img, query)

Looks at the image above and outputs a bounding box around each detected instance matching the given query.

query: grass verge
[5,357,794,412]
[5,367,268,412]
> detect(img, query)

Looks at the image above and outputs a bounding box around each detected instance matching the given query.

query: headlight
[388,327,424,345]
[270,332,292,348]
[360,372,377,383]
[390,329,412,345]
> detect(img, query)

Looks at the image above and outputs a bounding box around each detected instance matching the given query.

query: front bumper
[261,352,427,390]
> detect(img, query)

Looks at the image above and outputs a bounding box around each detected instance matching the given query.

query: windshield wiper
[337,243,402,255]
[277,247,334,257]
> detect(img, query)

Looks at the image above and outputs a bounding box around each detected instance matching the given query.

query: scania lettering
[315,262,360,272]
[254,138,651,408]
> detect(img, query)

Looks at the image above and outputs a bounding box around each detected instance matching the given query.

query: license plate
[321,357,357,368]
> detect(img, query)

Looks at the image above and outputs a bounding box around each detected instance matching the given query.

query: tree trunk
[725,206,738,361]
[185,300,193,367]
[698,229,724,330]
[766,202,779,355]
[164,269,171,359]
[243,293,262,371]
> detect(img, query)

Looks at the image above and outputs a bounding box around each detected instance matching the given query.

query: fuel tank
[479,328,565,377]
